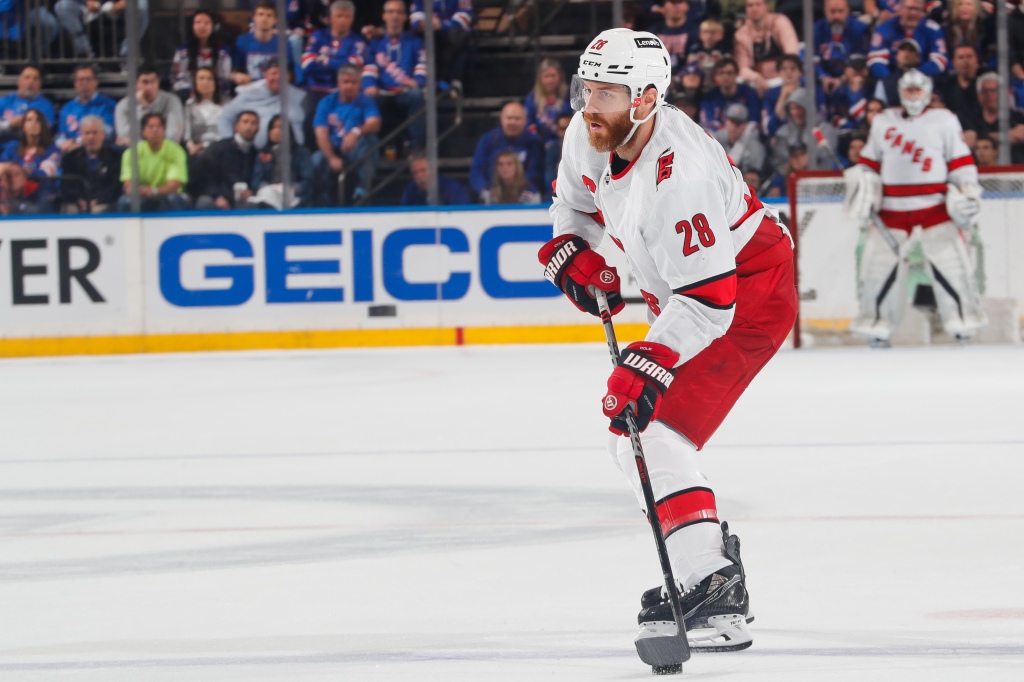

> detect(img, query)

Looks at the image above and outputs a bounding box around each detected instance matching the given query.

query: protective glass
[569,75,633,114]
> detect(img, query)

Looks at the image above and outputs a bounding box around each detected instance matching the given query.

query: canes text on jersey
[883,126,933,172]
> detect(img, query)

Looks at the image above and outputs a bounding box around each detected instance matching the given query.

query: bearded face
[583,109,635,153]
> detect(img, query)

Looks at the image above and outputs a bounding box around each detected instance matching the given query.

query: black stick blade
[636,631,690,667]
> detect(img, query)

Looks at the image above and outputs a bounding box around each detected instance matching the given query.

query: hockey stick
[867,210,901,254]
[812,128,844,171]
[594,289,691,673]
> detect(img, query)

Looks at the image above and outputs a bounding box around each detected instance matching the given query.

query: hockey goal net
[788,167,1024,347]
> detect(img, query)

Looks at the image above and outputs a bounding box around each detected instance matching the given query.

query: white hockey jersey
[858,106,978,230]
[551,104,790,365]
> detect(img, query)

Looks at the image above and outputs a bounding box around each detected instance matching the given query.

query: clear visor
[569,75,634,114]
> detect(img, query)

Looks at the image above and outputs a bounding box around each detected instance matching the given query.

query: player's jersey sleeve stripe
[858,156,881,172]
[584,209,605,226]
[866,50,889,66]
[655,487,719,538]
[730,190,764,231]
[882,182,948,197]
[673,269,737,308]
[682,294,736,310]
[947,155,975,171]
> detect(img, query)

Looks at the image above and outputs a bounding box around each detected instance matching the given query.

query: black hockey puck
[652,663,683,675]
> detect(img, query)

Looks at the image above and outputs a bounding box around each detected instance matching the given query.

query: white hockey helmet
[898,68,933,117]
[571,29,672,142]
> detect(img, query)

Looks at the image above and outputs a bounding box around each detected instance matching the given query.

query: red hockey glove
[538,234,624,317]
[603,341,680,436]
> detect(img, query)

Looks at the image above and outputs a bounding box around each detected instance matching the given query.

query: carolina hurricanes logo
[600,270,615,285]
[582,175,597,193]
[591,39,609,50]
[656,152,674,187]
[604,395,618,410]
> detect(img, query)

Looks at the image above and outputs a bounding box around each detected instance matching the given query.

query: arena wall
[0,206,655,357]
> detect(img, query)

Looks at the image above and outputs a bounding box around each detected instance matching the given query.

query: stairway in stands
[371,0,613,206]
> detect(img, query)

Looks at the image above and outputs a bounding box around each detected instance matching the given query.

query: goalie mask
[571,28,672,144]
[898,69,932,118]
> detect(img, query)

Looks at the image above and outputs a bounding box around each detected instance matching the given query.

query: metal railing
[338,88,465,207]
[1,0,137,71]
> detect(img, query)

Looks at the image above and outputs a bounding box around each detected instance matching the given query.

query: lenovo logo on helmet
[634,37,662,49]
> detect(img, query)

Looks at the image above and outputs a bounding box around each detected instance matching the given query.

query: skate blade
[688,614,753,653]
[635,621,690,667]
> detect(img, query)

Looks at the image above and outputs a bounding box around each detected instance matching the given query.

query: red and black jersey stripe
[673,270,737,309]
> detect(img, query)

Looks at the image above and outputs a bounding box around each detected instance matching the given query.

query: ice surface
[1,343,1023,681]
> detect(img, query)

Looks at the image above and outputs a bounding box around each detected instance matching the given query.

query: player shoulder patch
[656,148,674,188]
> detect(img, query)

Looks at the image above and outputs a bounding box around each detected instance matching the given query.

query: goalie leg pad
[850,224,909,341]
[919,221,988,339]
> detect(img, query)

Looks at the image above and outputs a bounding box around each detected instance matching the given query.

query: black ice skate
[636,522,753,653]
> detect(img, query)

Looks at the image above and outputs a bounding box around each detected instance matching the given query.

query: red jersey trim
[609,152,641,180]
[730,191,764,231]
[947,155,975,171]
[655,487,719,538]
[858,157,881,172]
[878,204,951,231]
[607,130,653,180]
[673,269,737,293]
[673,269,738,308]
[882,183,948,197]
[583,209,605,226]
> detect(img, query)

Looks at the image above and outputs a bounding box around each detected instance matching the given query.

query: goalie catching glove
[539,234,624,317]
[603,342,680,436]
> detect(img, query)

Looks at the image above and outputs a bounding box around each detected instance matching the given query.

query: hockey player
[538,28,797,656]
[845,68,986,345]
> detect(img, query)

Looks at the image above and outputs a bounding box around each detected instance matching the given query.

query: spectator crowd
[1,0,1023,214]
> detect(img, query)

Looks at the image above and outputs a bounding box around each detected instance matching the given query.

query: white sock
[610,422,728,591]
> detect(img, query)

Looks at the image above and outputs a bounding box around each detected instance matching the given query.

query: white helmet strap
[622,100,657,147]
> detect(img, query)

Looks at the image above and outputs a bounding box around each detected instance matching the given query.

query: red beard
[583,110,634,153]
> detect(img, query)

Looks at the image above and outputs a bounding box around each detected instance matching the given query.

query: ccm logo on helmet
[634,37,663,49]
[582,59,600,66]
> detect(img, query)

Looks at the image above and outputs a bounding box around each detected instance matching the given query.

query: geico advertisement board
[142,209,648,334]
[0,217,142,337]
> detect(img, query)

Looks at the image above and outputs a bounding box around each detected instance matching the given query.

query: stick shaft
[595,291,690,660]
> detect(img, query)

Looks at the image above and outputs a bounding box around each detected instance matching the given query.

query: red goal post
[787,166,1024,348]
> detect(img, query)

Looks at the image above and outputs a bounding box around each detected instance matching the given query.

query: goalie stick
[594,289,690,675]
[867,210,901,254]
